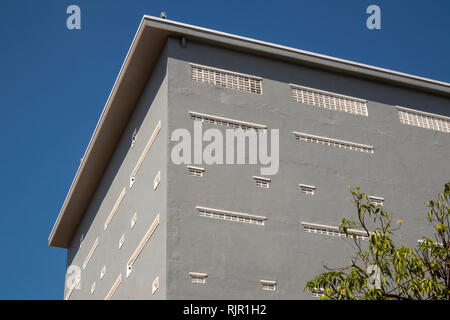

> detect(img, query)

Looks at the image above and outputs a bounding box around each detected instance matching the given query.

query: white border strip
[104,187,126,230]
[127,214,160,277]
[187,165,205,172]
[130,120,161,188]
[105,273,122,300]
[253,176,271,182]
[368,195,384,201]
[189,272,208,278]
[299,184,316,190]
[83,237,99,270]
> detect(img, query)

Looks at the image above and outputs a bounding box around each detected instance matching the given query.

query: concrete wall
[165,37,450,299]
[64,45,169,300]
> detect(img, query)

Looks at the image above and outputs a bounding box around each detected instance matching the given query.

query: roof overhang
[49,15,450,248]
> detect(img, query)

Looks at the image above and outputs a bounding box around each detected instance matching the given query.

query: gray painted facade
[63,36,450,300]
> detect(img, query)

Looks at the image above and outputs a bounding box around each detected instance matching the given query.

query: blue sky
[0,0,448,299]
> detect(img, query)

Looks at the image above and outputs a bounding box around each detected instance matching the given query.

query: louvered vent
[369,196,384,206]
[189,272,207,284]
[191,64,262,94]
[397,106,450,133]
[299,184,316,195]
[188,166,205,177]
[189,111,266,131]
[196,206,266,226]
[301,222,369,241]
[294,131,374,154]
[290,84,368,116]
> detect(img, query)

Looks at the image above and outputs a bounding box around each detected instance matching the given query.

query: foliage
[305,182,450,300]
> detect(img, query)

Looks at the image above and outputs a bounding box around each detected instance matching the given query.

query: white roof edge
[143,15,450,89]
[48,17,148,243]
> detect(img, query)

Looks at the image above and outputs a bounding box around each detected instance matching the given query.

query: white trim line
[253,176,271,182]
[64,274,80,300]
[189,111,267,130]
[293,131,374,151]
[260,279,277,285]
[187,165,205,172]
[299,184,316,190]
[104,187,126,231]
[49,17,148,243]
[368,195,384,201]
[105,274,122,300]
[396,106,450,121]
[188,272,208,278]
[290,83,367,103]
[190,63,263,80]
[127,214,160,277]
[83,237,99,270]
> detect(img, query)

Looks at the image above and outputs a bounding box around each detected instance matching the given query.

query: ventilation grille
[299,184,316,195]
[191,64,262,94]
[189,272,207,284]
[189,111,267,131]
[369,196,384,206]
[196,206,266,226]
[188,165,204,177]
[290,84,368,116]
[294,131,374,154]
[301,222,369,241]
[312,288,324,298]
[260,280,276,291]
[397,106,450,133]
[105,274,122,300]
[254,176,270,188]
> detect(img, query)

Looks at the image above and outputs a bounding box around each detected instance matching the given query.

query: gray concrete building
[49,16,450,300]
